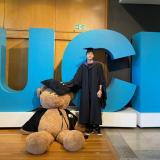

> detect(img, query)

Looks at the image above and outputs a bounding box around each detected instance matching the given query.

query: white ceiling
[119,0,160,5]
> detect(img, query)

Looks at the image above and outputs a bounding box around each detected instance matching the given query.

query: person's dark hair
[84,48,95,54]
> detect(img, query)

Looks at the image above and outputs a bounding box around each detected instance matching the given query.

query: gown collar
[84,61,97,69]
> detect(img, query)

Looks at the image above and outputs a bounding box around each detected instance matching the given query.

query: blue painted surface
[132,32,160,112]
[0,28,54,111]
[62,29,136,111]
[103,78,136,112]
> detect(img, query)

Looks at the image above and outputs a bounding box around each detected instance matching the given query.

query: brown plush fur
[63,130,85,151]
[26,131,54,154]
[56,129,70,144]
[40,89,73,109]
[23,88,85,154]
[38,109,69,137]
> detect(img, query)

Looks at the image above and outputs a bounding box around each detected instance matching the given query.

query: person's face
[86,51,94,60]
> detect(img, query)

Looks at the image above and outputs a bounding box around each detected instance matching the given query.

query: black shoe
[83,134,89,139]
[94,126,102,136]
[84,127,93,136]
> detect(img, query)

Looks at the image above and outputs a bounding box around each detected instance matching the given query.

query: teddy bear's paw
[26,131,54,154]
[63,130,85,152]
[56,130,70,144]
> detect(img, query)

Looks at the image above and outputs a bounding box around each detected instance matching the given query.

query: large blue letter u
[0,28,54,111]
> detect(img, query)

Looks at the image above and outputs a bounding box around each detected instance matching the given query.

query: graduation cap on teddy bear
[41,79,71,95]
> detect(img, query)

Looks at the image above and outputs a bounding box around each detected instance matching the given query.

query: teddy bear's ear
[37,88,42,97]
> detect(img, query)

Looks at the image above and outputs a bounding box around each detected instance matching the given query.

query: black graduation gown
[22,107,78,131]
[66,61,107,125]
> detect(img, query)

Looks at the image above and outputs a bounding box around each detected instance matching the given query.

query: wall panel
[0,0,4,27]
[6,39,28,90]
[4,0,56,30]
[56,0,107,32]
[1,0,108,89]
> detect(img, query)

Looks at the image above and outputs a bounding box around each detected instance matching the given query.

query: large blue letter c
[62,29,136,112]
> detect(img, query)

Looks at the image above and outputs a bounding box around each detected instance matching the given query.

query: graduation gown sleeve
[98,64,107,108]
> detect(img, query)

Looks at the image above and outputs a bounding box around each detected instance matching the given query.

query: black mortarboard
[41,79,71,95]
[84,47,95,54]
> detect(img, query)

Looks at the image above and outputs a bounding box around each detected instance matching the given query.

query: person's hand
[97,89,102,98]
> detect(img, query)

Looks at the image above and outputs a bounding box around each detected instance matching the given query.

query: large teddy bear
[21,83,85,155]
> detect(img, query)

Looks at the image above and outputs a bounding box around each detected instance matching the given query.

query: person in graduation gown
[65,48,107,135]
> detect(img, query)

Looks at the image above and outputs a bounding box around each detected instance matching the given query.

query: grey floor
[103,128,160,160]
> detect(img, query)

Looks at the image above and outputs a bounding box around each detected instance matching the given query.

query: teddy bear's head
[39,88,73,109]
